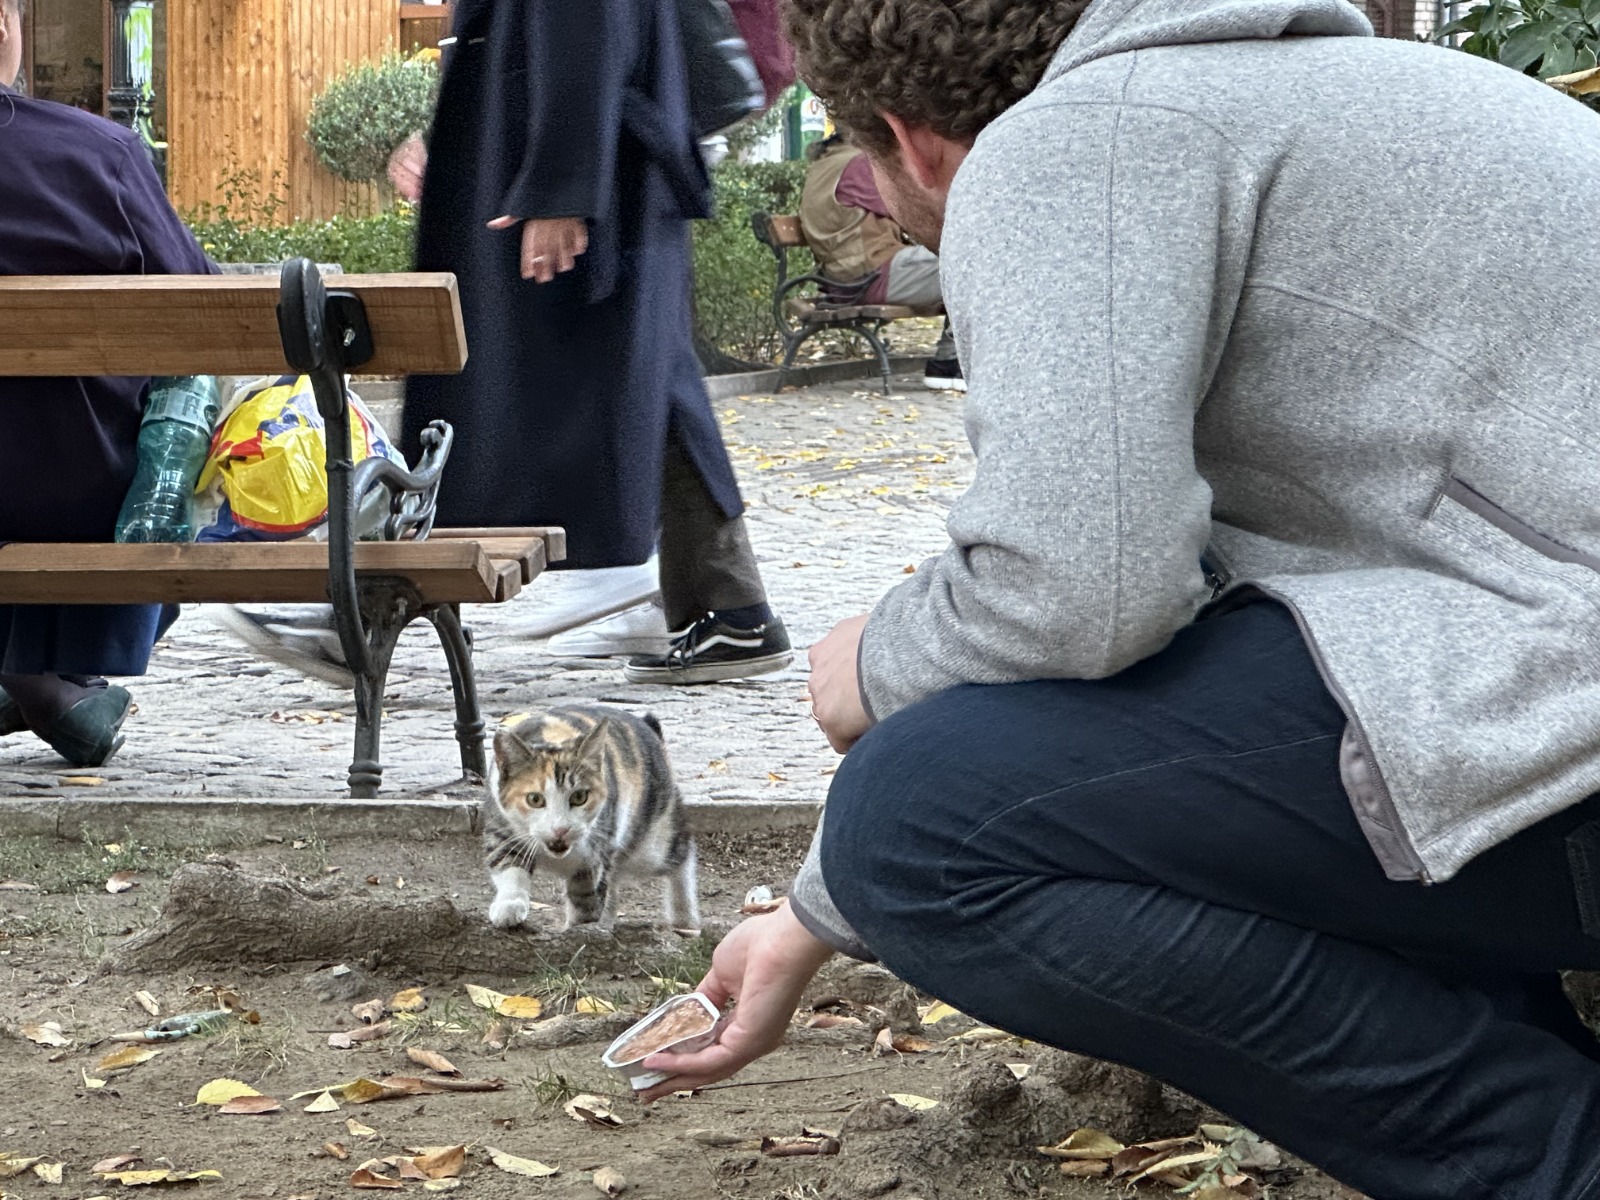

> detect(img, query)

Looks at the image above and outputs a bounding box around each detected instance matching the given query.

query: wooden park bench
[0,260,565,798]
[751,211,936,395]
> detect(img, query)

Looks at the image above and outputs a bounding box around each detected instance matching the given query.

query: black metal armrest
[351,420,453,542]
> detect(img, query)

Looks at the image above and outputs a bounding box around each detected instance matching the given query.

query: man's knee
[819,700,969,933]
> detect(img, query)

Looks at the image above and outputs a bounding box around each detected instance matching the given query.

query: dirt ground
[0,826,1368,1200]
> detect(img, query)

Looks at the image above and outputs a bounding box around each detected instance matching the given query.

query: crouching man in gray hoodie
[640,0,1600,1193]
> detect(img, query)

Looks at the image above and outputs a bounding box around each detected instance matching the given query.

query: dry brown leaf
[219,1095,283,1115]
[422,1182,462,1193]
[351,998,387,1024]
[891,1033,934,1053]
[32,1161,64,1183]
[486,1147,559,1178]
[593,1165,628,1195]
[481,1021,510,1051]
[406,1048,460,1075]
[91,1155,142,1174]
[105,870,139,894]
[133,990,161,1017]
[1037,1128,1126,1160]
[0,880,39,891]
[99,1168,223,1185]
[350,1167,404,1190]
[1059,1160,1110,1177]
[0,1155,42,1179]
[395,1157,429,1181]
[347,1118,380,1137]
[887,1094,939,1111]
[564,1093,623,1129]
[98,1044,161,1071]
[761,1135,841,1158]
[323,1142,350,1161]
[60,774,105,786]
[22,1021,71,1048]
[411,1145,465,1180]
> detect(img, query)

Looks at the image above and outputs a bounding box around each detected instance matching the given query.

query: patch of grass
[395,995,496,1046]
[519,949,594,1011]
[0,831,210,894]
[214,1016,296,1080]
[521,1062,615,1109]
[636,935,719,1005]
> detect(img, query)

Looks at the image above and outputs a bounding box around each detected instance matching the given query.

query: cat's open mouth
[544,841,571,857]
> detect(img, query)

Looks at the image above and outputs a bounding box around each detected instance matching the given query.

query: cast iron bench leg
[860,321,894,396]
[347,579,420,799]
[427,602,487,782]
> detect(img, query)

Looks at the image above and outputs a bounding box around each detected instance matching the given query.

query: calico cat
[482,704,699,933]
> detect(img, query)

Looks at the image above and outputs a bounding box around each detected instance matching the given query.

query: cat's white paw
[488,895,531,929]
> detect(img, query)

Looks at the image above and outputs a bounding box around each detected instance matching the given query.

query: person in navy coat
[0,0,214,766]
[397,0,793,684]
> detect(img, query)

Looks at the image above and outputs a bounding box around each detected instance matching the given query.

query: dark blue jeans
[822,600,1600,1200]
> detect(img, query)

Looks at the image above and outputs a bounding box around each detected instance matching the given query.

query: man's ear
[880,112,964,191]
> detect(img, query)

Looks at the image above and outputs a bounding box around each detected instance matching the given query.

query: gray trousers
[657,433,768,631]
[885,246,957,360]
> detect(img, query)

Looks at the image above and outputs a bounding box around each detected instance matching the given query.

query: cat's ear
[572,718,607,758]
[494,726,542,776]
[642,713,664,742]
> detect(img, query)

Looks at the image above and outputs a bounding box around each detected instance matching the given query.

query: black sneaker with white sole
[923,356,967,392]
[623,615,793,684]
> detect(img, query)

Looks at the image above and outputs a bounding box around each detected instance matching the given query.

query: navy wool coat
[401,0,744,570]
[0,89,213,676]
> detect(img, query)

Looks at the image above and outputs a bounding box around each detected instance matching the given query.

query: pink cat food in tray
[602,993,724,1090]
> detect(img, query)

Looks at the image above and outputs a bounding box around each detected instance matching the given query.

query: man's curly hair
[784,0,1091,155]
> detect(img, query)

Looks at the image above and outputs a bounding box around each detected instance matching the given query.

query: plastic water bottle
[114,375,222,544]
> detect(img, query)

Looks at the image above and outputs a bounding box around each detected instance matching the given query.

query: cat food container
[601,992,725,1091]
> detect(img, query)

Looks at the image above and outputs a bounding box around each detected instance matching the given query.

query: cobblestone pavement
[0,371,974,805]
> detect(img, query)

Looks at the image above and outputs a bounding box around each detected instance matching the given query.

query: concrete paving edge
[0,796,822,849]
[703,356,923,401]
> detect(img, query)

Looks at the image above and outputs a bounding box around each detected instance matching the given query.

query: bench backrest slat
[0,273,467,377]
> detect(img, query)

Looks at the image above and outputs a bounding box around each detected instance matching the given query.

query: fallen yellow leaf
[919,1001,962,1024]
[195,1078,261,1106]
[22,1021,71,1048]
[575,996,617,1015]
[98,1045,161,1071]
[495,995,543,1019]
[303,1091,340,1113]
[486,1148,558,1178]
[389,987,427,1013]
[0,1155,43,1179]
[405,1048,459,1075]
[347,1118,379,1137]
[887,1093,939,1111]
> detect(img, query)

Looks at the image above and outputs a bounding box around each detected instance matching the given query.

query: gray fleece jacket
[789,0,1600,958]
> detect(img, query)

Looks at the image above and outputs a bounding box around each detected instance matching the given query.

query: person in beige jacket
[800,134,963,389]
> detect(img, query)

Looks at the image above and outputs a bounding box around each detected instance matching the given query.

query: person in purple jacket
[0,0,213,767]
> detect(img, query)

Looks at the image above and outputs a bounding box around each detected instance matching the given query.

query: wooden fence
[167,1,399,222]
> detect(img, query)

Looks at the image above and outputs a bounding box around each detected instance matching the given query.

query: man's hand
[487,216,590,283]
[808,614,872,753]
[387,135,427,203]
[636,903,833,1102]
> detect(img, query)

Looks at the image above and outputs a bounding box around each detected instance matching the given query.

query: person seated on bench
[0,0,213,767]
[800,133,963,391]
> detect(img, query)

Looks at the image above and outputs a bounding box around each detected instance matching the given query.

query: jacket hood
[1043,0,1372,82]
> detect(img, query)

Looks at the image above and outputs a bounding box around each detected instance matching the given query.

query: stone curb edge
[703,356,925,401]
[0,796,822,849]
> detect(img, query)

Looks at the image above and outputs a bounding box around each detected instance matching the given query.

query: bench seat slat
[0,539,548,606]
[0,274,467,377]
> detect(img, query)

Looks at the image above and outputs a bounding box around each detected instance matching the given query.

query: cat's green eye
[527,792,546,809]
[569,790,589,808]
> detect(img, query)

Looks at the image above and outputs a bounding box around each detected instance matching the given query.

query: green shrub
[1439,0,1600,82]
[694,159,810,364]
[187,159,809,362]
[184,168,418,274]
[307,52,439,188]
